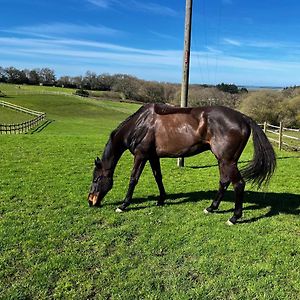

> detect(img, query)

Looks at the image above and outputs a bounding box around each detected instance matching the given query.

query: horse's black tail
[241,116,276,188]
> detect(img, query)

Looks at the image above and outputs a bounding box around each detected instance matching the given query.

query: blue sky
[1,0,300,86]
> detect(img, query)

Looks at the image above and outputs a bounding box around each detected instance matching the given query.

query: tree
[5,67,27,84]
[217,83,239,94]
[83,71,99,90]
[72,76,84,89]
[162,83,178,103]
[0,67,7,82]
[239,90,284,124]
[57,76,73,88]
[28,69,41,85]
[39,68,56,85]
[97,73,114,91]
[139,81,165,103]
[112,74,140,100]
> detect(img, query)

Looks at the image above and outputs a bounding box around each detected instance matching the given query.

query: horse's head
[88,157,113,207]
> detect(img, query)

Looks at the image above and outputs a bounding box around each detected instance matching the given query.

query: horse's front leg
[116,153,147,212]
[149,156,166,206]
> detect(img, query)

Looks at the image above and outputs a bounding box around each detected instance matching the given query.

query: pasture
[0,84,299,299]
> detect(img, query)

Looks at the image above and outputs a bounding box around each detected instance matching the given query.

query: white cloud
[1,23,121,38]
[1,32,300,85]
[130,1,178,16]
[223,38,242,47]
[86,0,178,16]
[1,35,300,72]
[87,0,111,8]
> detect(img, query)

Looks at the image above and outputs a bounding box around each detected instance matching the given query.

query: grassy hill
[0,84,299,299]
[0,106,33,124]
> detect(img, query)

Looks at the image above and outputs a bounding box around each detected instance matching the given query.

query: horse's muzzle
[88,193,100,207]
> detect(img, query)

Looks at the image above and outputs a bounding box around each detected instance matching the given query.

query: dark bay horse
[88,103,276,225]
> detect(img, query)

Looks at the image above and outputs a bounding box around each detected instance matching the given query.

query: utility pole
[178,0,193,167]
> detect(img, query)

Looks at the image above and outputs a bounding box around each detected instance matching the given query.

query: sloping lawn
[0,84,299,299]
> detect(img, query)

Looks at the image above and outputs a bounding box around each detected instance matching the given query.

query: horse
[88,103,276,225]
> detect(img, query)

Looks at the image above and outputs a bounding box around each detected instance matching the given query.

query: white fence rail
[0,100,46,134]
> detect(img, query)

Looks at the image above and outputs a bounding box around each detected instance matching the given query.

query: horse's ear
[95,157,102,168]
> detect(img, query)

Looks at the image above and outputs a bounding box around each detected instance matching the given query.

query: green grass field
[0,106,33,124]
[0,84,299,299]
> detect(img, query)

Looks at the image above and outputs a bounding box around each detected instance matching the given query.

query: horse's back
[152,104,209,157]
[151,104,251,159]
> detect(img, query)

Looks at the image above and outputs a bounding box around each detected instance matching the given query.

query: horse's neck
[101,135,125,176]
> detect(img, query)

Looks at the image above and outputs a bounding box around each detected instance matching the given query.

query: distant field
[0,83,75,96]
[0,83,299,300]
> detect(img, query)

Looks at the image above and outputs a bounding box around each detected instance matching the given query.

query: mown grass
[0,106,33,124]
[0,84,299,299]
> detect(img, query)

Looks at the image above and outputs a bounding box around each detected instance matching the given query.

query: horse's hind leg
[149,156,166,206]
[204,181,230,213]
[204,160,230,213]
[205,160,245,225]
[227,176,245,225]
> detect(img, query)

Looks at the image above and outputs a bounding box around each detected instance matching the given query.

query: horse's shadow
[108,190,300,224]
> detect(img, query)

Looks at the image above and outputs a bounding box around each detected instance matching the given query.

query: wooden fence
[263,122,300,151]
[0,100,46,134]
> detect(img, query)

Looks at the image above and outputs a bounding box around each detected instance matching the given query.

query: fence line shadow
[29,119,54,134]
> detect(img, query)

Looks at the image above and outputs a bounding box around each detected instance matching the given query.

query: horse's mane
[154,103,192,115]
[102,105,150,160]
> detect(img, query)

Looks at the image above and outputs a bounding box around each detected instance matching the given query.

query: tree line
[0,66,246,106]
[1,66,299,127]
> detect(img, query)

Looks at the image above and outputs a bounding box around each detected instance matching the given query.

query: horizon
[1,0,300,87]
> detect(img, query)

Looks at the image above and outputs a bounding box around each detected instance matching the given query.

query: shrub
[75,89,89,97]
[239,90,284,124]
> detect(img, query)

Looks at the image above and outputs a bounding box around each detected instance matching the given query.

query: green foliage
[216,82,240,94]
[139,81,166,103]
[239,89,300,127]
[176,85,240,108]
[111,74,140,100]
[240,90,283,124]
[75,89,89,97]
[0,84,299,299]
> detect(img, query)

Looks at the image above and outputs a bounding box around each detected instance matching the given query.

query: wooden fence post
[279,122,283,151]
[263,121,267,134]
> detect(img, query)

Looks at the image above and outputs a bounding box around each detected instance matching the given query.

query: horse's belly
[156,138,207,157]
[155,116,206,157]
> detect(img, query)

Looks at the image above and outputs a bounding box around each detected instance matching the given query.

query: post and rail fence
[262,121,300,151]
[0,100,46,134]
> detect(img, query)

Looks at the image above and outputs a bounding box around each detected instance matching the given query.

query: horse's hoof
[157,202,165,207]
[203,208,213,214]
[226,219,235,226]
[115,207,125,213]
